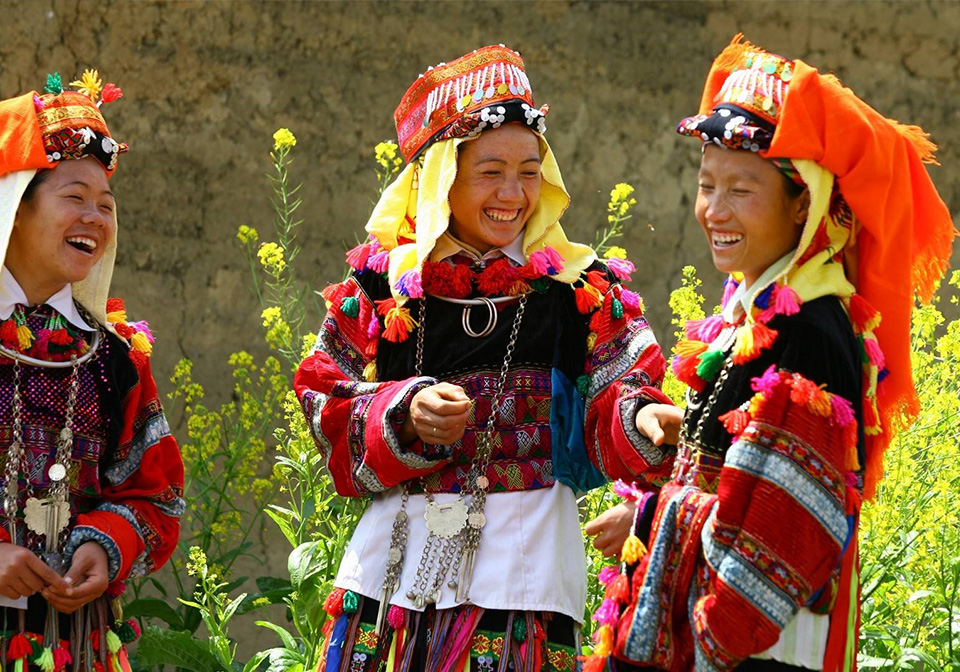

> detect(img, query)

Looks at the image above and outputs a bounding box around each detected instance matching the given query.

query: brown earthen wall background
[1,0,958,652]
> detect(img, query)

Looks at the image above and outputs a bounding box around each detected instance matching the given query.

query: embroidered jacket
[295,261,671,498]
[615,297,863,671]
[0,302,184,635]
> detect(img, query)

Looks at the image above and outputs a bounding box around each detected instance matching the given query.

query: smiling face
[7,157,116,304]
[696,145,809,286]
[447,123,542,253]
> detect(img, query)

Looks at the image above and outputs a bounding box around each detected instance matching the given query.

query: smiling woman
[294,45,671,672]
[0,72,183,666]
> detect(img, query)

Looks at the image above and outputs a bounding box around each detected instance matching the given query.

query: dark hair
[782,172,805,200]
[20,169,52,202]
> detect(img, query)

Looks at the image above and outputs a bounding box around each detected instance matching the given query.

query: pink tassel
[387,605,406,631]
[757,306,779,324]
[597,565,619,587]
[367,317,380,339]
[345,243,371,271]
[697,315,724,342]
[774,285,801,316]
[606,257,635,282]
[612,480,637,499]
[864,338,885,368]
[394,270,423,299]
[34,94,45,111]
[529,247,565,275]
[129,321,155,342]
[831,394,856,427]
[619,288,641,310]
[367,250,390,273]
[750,365,781,394]
[592,598,620,627]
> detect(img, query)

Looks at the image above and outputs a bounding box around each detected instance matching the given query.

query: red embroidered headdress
[393,45,548,163]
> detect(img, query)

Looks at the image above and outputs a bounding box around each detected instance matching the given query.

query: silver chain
[376,293,527,628]
[674,357,734,485]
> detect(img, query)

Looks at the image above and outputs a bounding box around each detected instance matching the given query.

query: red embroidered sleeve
[692,369,855,668]
[67,352,184,586]
[582,285,672,485]
[294,278,449,498]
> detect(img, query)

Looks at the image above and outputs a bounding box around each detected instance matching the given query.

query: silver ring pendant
[462,297,497,338]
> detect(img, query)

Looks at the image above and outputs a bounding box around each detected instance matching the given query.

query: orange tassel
[575,285,603,314]
[607,574,629,603]
[383,306,415,343]
[675,339,708,359]
[719,409,750,435]
[585,270,611,294]
[751,322,778,351]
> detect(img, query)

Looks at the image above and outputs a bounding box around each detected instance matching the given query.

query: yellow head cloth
[366,132,595,306]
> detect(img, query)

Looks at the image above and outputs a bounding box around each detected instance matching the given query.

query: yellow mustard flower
[257,242,286,274]
[236,225,259,245]
[604,246,628,260]
[273,128,297,151]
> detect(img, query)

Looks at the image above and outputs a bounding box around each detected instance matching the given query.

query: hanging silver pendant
[461,297,497,338]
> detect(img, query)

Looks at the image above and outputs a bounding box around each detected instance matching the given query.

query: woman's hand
[0,542,70,601]
[635,403,684,446]
[42,542,109,614]
[400,383,473,445]
[584,501,637,559]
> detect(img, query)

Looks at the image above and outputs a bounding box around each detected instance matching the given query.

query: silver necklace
[376,293,527,632]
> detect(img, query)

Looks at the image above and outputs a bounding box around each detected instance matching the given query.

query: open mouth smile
[484,208,522,223]
[66,236,98,255]
[711,231,744,249]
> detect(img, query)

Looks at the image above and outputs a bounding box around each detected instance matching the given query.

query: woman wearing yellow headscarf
[295,45,670,671]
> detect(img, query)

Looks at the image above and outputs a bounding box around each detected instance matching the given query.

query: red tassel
[6,633,33,659]
[53,643,72,672]
[719,409,750,436]
[848,294,881,333]
[375,298,397,316]
[672,353,706,393]
[581,656,606,672]
[323,587,347,616]
[0,319,18,344]
[320,284,339,304]
[105,297,125,314]
[585,270,611,294]
[751,322,778,351]
[575,286,603,314]
[607,574,629,603]
[50,328,72,345]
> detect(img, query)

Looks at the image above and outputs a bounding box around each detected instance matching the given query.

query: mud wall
[1,0,958,653]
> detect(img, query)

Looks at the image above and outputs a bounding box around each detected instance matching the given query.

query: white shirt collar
[429,231,527,266]
[721,251,795,323]
[0,267,94,331]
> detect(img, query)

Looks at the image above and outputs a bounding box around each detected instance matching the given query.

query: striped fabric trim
[725,440,847,545]
[752,608,829,668]
[701,516,798,628]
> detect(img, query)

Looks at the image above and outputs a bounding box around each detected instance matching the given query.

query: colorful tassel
[342,590,360,614]
[750,364,781,394]
[16,324,33,351]
[774,285,801,316]
[363,361,377,382]
[605,257,634,282]
[367,250,390,274]
[753,284,775,310]
[49,328,72,346]
[586,332,597,354]
[382,305,415,343]
[36,647,54,672]
[575,284,603,314]
[608,574,629,603]
[106,631,122,654]
[721,276,739,309]
[387,604,406,631]
[592,624,614,657]
[576,374,591,397]
[585,270,611,294]
[695,348,726,381]
[130,331,152,355]
[0,318,18,344]
[345,243,371,271]
[340,296,359,318]
[528,247,565,276]
[620,535,646,564]
[863,337,885,368]
[597,565,619,587]
[512,615,527,642]
[719,408,750,435]
[675,339,708,360]
[394,270,423,299]
[619,288,641,310]
[831,394,856,427]
[672,353,706,393]
[610,297,624,320]
[592,599,620,627]
[44,72,63,95]
[324,587,347,616]
[848,294,881,333]
[52,644,72,672]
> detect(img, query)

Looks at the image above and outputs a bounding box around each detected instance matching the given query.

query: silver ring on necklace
[462,296,497,338]
[0,329,100,368]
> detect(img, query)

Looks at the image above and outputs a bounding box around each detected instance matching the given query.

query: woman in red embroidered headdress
[294,46,672,671]
[0,72,184,667]
[583,36,955,672]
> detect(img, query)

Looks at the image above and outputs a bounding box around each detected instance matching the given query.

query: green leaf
[287,542,327,590]
[136,626,225,672]
[256,576,292,592]
[242,651,270,672]
[123,597,185,630]
[266,508,297,548]
[255,620,299,650]
[221,592,248,625]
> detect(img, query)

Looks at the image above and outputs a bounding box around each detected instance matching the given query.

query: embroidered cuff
[620,391,675,468]
[384,376,453,466]
[65,525,124,582]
